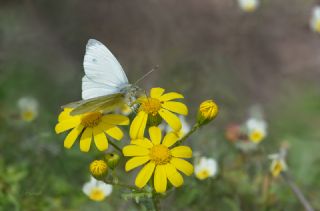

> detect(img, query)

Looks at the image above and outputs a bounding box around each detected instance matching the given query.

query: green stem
[103,179,140,191]
[173,123,200,147]
[152,192,160,211]
[109,140,123,155]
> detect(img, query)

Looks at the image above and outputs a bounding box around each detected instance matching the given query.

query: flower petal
[161,101,188,115]
[123,145,150,156]
[55,118,81,134]
[130,111,148,139]
[135,162,156,188]
[162,132,179,147]
[149,126,162,145]
[158,109,181,131]
[165,163,184,187]
[170,158,194,176]
[159,92,184,102]
[154,165,167,193]
[171,146,192,158]
[131,138,154,148]
[105,126,123,141]
[102,114,129,125]
[150,87,165,98]
[125,156,150,171]
[80,127,93,152]
[93,127,108,151]
[58,108,73,122]
[64,125,84,149]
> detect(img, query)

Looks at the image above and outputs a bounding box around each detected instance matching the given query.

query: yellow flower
[55,108,129,152]
[197,100,218,124]
[83,177,113,201]
[123,126,193,193]
[130,87,188,139]
[90,160,108,179]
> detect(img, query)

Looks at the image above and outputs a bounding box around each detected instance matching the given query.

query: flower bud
[197,100,218,125]
[89,160,108,180]
[104,152,120,170]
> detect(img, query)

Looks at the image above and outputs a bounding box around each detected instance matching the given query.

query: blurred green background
[0,0,320,210]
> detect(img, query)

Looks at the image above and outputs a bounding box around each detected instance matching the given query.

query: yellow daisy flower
[55,108,129,152]
[123,126,193,193]
[130,87,188,139]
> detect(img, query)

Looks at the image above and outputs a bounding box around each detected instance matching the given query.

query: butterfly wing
[62,93,125,115]
[82,39,129,100]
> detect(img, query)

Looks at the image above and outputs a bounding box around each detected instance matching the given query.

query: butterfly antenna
[133,65,159,85]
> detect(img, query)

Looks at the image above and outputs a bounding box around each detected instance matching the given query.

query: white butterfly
[63,39,142,115]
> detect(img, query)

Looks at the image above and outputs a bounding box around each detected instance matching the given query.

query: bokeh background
[1,0,320,210]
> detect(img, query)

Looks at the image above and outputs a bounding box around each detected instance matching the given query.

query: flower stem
[103,179,140,191]
[281,172,314,211]
[109,140,123,155]
[152,192,160,211]
[174,123,200,147]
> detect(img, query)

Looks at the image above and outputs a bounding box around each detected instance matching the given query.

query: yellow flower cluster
[55,87,218,194]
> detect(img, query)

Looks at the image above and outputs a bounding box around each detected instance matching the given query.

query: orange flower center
[140,98,161,116]
[149,144,171,165]
[81,112,102,127]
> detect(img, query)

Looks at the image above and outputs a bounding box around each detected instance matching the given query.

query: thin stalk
[103,179,140,191]
[173,123,200,147]
[109,140,123,155]
[281,172,314,211]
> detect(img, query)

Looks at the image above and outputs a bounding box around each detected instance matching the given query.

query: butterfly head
[120,85,144,106]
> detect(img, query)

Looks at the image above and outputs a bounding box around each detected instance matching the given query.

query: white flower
[194,157,218,180]
[268,149,287,177]
[246,118,267,143]
[310,6,320,33]
[17,97,39,122]
[165,116,190,138]
[238,0,259,12]
[82,177,113,201]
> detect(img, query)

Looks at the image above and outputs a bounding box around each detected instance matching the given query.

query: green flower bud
[104,152,120,170]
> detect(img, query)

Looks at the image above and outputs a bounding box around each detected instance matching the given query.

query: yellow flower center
[21,110,36,122]
[149,145,171,165]
[81,112,102,127]
[315,20,320,32]
[249,130,264,143]
[243,3,256,12]
[196,169,210,180]
[140,98,161,116]
[89,188,105,201]
[272,161,283,177]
